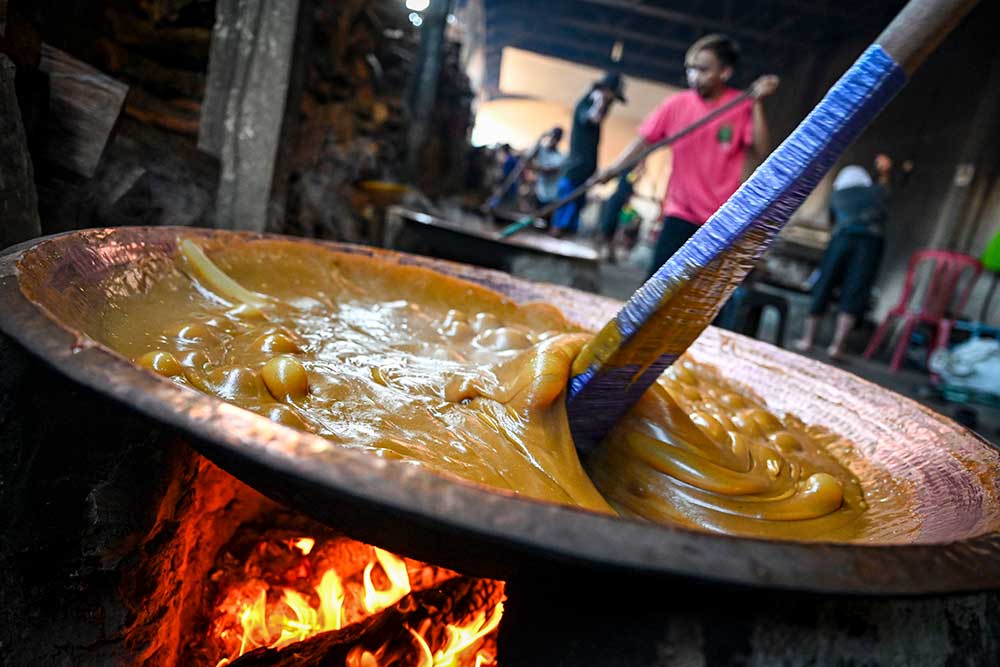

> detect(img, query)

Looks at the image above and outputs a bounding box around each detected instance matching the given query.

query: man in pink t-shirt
[596,34,779,276]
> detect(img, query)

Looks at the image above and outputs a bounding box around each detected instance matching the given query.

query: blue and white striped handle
[567,45,908,452]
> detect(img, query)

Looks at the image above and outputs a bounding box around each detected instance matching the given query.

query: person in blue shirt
[551,72,626,237]
[794,157,893,359]
[531,127,565,216]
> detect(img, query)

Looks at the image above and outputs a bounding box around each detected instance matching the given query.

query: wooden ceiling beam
[578,0,812,48]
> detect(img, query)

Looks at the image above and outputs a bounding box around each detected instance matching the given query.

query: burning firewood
[226,577,504,667]
[193,518,500,667]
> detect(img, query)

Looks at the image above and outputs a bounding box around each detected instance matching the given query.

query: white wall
[471,48,679,203]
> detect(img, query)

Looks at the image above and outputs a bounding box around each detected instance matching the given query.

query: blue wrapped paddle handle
[567,45,908,451]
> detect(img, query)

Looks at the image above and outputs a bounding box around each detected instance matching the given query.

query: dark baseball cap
[596,71,627,102]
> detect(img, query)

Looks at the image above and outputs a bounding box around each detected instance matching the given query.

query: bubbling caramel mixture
[99,239,891,541]
[588,365,871,540]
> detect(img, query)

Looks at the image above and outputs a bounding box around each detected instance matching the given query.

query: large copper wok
[2,227,999,595]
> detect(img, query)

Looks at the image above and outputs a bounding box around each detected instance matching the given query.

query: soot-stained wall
[763,1,1000,324]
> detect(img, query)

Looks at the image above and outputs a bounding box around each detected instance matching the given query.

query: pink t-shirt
[639,88,754,225]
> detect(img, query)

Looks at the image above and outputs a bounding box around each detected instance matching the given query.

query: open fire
[204,528,504,666]
[0,349,509,667]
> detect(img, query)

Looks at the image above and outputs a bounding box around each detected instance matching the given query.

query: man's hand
[588,170,614,187]
[751,75,780,100]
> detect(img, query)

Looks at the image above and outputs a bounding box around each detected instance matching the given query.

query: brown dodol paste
[99,239,911,541]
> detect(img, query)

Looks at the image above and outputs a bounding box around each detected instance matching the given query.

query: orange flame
[238,589,269,656]
[212,538,501,667]
[293,537,315,555]
[409,626,435,667]
[215,540,402,665]
[346,645,388,667]
[429,602,504,667]
[316,568,346,630]
[399,602,504,667]
[362,547,412,613]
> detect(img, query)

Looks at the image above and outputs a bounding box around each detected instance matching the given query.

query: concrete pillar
[199,0,309,232]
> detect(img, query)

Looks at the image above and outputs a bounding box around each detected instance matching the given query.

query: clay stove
[0,356,503,666]
[136,452,503,667]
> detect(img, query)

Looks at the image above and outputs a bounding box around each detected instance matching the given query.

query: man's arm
[592,95,674,184]
[751,100,770,158]
[592,137,650,185]
[750,75,779,159]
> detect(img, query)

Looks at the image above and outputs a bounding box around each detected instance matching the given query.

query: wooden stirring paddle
[566,0,980,452]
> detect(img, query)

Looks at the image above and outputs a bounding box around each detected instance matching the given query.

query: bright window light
[406,0,430,11]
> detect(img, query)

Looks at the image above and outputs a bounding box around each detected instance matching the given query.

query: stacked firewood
[2,0,473,240]
[8,0,214,140]
[2,0,219,233]
[283,0,474,243]
[96,0,214,138]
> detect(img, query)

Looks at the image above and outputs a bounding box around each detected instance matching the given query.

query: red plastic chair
[864,250,982,372]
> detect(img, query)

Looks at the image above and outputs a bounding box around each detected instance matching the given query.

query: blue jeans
[551,177,585,233]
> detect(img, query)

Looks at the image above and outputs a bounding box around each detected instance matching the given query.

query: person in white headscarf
[794,156,893,359]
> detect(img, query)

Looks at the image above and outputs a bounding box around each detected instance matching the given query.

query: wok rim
[2,226,999,596]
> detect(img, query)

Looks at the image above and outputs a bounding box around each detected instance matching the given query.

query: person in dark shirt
[494,144,520,208]
[794,157,893,359]
[551,72,626,236]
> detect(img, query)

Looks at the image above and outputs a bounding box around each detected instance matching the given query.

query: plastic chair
[864,250,982,372]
